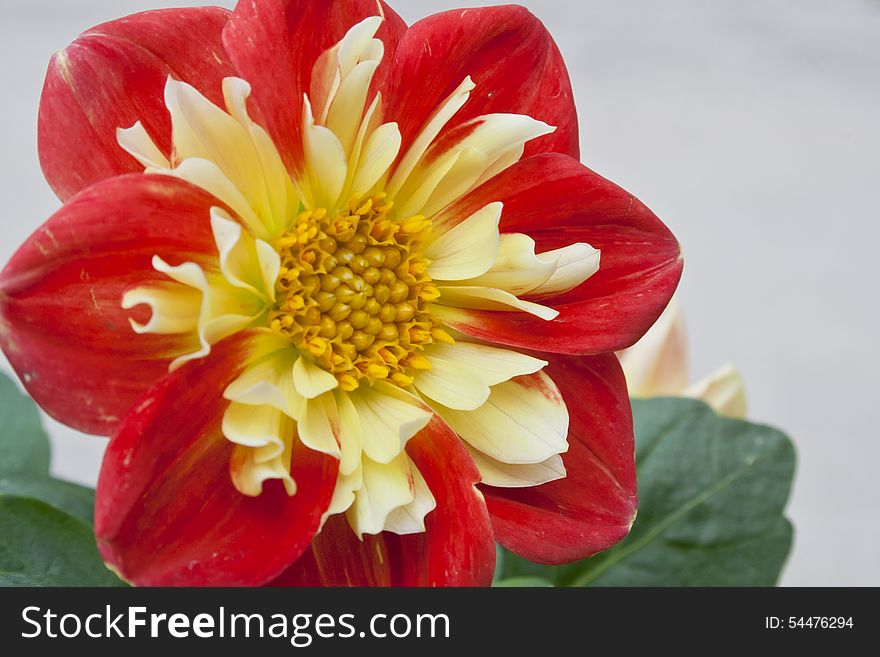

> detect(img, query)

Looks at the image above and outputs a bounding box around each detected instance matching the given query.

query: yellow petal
[395,113,554,217]
[310,15,384,152]
[222,401,287,453]
[327,56,382,155]
[395,147,473,219]
[223,401,297,496]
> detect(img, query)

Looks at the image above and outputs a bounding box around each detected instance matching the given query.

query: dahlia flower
[0,0,681,586]
[619,299,747,418]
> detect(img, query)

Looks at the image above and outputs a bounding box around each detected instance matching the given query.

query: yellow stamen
[267,194,437,391]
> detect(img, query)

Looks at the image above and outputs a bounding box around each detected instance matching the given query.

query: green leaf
[0,476,95,523]
[0,496,124,587]
[497,397,796,587]
[493,577,554,587]
[0,372,50,478]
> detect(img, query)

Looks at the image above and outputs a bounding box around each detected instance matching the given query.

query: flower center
[269,195,448,391]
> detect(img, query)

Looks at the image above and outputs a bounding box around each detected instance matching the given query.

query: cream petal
[528,243,601,298]
[434,371,569,464]
[223,402,296,497]
[346,452,415,537]
[462,233,557,296]
[466,447,566,488]
[222,401,287,452]
[473,142,524,189]
[293,356,340,399]
[230,442,295,497]
[310,51,341,126]
[116,121,170,169]
[298,393,342,458]
[395,147,471,219]
[121,282,200,334]
[224,349,304,420]
[435,285,558,320]
[210,208,279,302]
[349,382,433,464]
[383,457,436,534]
[416,147,491,219]
[343,94,381,197]
[337,16,384,73]
[152,256,265,370]
[222,77,298,237]
[153,157,266,238]
[164,77,273,232]
[321,463,363,525]
[334,389,366,476]
[350,120,401,199]
[301,96,348,210]
[424,148,496,217]
[412,355,490,411]
[386,76,475,197]
[424,341,546,387]
[396,114,554,217]
[310,16,383,128]
[425,202,502,281]
[684,363,748,419]
[327,56,382,155]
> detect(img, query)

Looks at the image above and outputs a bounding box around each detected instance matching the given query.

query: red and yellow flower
[0,0,682,586]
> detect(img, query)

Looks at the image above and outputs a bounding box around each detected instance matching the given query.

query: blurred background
[0,0,877,586]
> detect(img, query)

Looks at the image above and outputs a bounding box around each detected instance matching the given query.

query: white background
[0,0,877,586]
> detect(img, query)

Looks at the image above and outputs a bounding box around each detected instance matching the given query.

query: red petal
[38,8,234,201]
[482,353,637,564]
[95,333,339,586]
[272,417,496,587]
[0,174,220,435]
[437,153,683,355]
[387,5,578,161]
[269,514,393,586]
[222,0,407,175]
